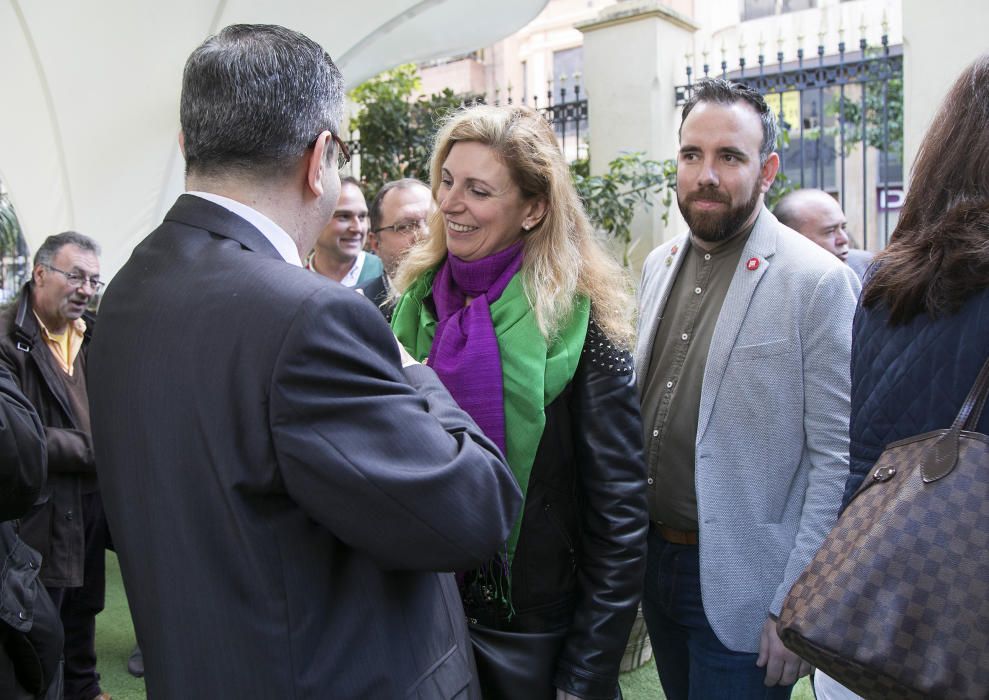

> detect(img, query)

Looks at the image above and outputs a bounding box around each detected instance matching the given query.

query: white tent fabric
[1,0,546,277]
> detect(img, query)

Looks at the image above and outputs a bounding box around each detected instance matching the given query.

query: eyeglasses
[374,219,427,236]
[43,264,104,292]
[310,132,351,169]
[331,132,351,170]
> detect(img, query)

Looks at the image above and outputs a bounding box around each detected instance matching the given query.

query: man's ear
[178,131,186,158]
[367,232,380,254]
[760,152,780,193]
[32,264,45,286]
[307,131,332,197]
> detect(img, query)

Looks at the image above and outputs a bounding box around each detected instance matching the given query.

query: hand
[555,691,582,700]
[394,335,419,368]
[756,617,811,686]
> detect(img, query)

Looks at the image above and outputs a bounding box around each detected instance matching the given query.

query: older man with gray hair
[0,231,108,700]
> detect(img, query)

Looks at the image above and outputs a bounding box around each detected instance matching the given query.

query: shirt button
[681,333,689,341]
[694,287,702,294]
[64,510,74,521]
[666,381,674,388]
[647,477,655,485]
[18,611,27,621]
[704,253,711,260]
[652,429,659,437]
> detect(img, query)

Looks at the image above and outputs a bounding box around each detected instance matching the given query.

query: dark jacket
[88,195,522,699]
[0,364,62,700]
[846,286,989,506]
[0,365,47,520]
[464,320,649,700]
[356,274,395,322]
[0,286,96,588]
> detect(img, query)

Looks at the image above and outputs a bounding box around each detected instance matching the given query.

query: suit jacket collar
[164,194,285,263]
[696,207,777,440]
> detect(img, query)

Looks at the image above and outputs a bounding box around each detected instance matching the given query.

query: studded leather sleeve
[554,317,649,699]
[581,319,634,376]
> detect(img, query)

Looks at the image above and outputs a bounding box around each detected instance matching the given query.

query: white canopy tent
[1,0,547,277]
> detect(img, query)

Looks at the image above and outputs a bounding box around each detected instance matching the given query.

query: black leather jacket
[0,362,62,699]
[464,320,649,699]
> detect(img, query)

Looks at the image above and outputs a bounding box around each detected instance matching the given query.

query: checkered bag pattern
[778,359,989,700]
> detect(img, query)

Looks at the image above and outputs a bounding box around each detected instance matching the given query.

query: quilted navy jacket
[845,286,989,506]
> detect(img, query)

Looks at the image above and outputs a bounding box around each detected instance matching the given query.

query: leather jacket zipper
[543,502,577,571]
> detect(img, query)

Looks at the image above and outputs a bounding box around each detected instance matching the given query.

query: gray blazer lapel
[635,236,689,394]
[697,208,778,440]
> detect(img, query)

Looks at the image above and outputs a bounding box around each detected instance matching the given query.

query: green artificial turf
[96,552,814,699]
[94,553,145,700]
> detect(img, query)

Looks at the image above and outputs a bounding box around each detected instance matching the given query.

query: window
[741,0,815,21]
[552,47,584,102]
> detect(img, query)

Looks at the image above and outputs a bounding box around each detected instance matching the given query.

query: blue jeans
[642,526,794,700]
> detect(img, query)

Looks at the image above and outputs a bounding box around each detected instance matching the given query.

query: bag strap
[957,354,989,431]
[923,354,989,483]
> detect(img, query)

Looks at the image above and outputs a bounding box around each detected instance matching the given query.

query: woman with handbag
[391,104,649,700]
[796,54,989,700]
[845,53,989,501]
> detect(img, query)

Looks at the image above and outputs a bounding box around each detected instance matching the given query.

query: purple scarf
[429,242,524,453]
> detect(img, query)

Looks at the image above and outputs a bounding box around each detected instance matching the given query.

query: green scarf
[391,268,589,560]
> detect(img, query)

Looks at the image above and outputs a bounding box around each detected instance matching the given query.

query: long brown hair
[863,54,989,324]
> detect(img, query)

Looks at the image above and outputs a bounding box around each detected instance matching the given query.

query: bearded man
[634,78,860,700]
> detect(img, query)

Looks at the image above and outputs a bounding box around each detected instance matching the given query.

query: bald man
[773,189,874,281]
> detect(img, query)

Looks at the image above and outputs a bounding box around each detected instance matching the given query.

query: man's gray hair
[33,231,101,268]
[680,78,780,164]
[180,24,344,181]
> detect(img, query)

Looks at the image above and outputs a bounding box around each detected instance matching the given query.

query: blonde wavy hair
[392,104,634,347]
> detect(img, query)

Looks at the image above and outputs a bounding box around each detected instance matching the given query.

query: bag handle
[923,354,989,483]
[958,354,989,431]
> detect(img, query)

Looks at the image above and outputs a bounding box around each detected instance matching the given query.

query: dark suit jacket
[846,248,875,282]
[88,195,521,699]
[357,273,394,322]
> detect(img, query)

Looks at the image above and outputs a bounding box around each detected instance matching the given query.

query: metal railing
[347,82,589,167]
[497,78,589,163]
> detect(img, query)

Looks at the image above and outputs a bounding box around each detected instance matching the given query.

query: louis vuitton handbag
[777,356,989,700]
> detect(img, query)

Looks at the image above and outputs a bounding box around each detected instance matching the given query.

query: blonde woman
[392,105,649,700]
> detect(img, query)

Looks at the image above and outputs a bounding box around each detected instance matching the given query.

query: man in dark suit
[358,178,432,322]
[88,24,521,699]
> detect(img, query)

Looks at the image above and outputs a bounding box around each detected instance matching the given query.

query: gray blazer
[635,208,860,652]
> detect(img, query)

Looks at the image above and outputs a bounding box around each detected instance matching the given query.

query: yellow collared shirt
[34,313,86,375]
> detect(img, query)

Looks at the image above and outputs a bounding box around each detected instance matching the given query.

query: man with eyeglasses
[86,24,520,699]
[358,178,433,321]
[305,176,384,286]
[0,231,111,700]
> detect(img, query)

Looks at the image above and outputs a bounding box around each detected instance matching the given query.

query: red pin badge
[746,257,760,271]
[671,245,679,255]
